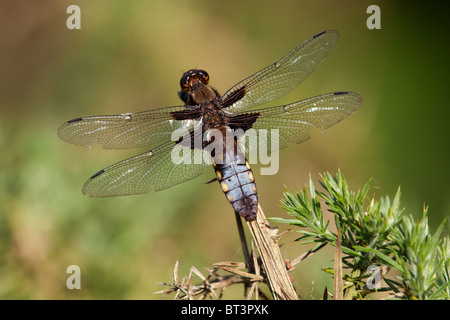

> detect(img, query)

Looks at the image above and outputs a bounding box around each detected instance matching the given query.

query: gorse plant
[273,170,449,300]
[156,170,449,300]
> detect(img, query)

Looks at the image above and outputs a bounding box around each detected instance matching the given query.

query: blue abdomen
[213,151,258,221]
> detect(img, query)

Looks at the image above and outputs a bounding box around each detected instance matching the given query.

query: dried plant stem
[234,211,252,272]
[334,227,343,300]
[244,204,298,300]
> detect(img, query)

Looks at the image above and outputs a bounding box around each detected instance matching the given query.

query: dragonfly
[57,30,362,221]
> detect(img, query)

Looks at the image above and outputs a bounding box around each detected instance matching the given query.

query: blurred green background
[0,0,448,299]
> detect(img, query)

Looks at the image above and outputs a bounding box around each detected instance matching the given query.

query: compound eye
[179,69,210,92]
[180,73,191,91]
[198,70,209,84]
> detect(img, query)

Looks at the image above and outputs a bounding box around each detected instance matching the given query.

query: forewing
[221,30,339,112]
[57,106,193,150]
[82,140,210,197]
[239,92,362,153]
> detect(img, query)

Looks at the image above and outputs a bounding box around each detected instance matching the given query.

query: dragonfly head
[180,69,210,92]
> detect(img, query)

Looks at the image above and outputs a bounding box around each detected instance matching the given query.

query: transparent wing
[57,105,192,150]
[234,92,362,153]
[221,30,339,112]
[82,140,210,197]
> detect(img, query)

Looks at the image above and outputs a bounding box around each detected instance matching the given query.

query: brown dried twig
[155,204,305,300]
[154,257,266,300]
[244,204,298,300]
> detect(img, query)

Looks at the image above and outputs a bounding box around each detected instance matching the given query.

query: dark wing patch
[227,113,260,132]
[221,86,246,109]
[170,108,203,121]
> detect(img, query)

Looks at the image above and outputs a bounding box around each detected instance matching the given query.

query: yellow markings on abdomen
[221,181,229,193]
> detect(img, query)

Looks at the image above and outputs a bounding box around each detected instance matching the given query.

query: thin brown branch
[334,228,343,300]
[155,260,265,300]
[156,204,299,300]
[245,204,298,300]
[235,211,252,271]
[288,242,328,270]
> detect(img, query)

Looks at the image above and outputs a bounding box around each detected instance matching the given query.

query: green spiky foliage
[272,171,449,300]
